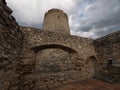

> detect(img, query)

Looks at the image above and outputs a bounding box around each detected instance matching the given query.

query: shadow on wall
[31,44,77,53]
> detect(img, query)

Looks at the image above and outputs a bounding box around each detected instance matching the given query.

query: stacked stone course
[0,0,23,89]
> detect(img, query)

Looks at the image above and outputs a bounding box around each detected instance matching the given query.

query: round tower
[43,8,70,34]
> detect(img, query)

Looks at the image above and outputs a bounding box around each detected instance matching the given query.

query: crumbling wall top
[0,0,6,5]
[45,8,68,17]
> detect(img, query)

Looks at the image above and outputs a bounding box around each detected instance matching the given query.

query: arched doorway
[84,56,98,77]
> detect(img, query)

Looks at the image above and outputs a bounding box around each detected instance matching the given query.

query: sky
[6,0,120,39]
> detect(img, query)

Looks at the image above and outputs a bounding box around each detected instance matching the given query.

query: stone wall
[0,0,23,89]
[94,31,120,64]
[94,31,120,83]
[19,26,96,90]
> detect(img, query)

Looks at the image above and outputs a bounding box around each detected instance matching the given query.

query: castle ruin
[0,0,120,90]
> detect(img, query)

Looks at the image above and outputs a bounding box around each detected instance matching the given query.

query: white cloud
[6,0,120,39]
[6,0,79,27]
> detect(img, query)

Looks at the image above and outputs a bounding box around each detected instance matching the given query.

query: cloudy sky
[6,0,120,39]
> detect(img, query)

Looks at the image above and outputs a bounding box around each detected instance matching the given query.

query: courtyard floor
[55,78,120,90]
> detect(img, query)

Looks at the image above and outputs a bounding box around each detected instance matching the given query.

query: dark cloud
[70,0,120,39]
[6,0,120,39]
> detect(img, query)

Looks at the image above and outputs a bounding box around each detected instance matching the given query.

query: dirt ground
[55,78,120,90]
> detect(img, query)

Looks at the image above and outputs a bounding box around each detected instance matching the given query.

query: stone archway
[31,44,78,73]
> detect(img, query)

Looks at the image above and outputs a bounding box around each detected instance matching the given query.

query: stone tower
[43,8,70,34]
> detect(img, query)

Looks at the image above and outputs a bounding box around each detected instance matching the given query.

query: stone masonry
[0,0,120,90]
[0,0,23,89]
[19,26,96,89]
[94,31,120,82]
[94,31,120,64]
[43,9,70,34]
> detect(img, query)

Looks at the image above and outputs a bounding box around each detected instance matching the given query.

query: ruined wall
[0,0,120,89]
[0,0,23,89]
[0,0,100,89]
[94,31,120,64]
[94,31,120,82]
[20,26,96,90]
[43,9,70,34]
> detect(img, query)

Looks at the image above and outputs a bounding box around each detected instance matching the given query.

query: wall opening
[86,56,98,77]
